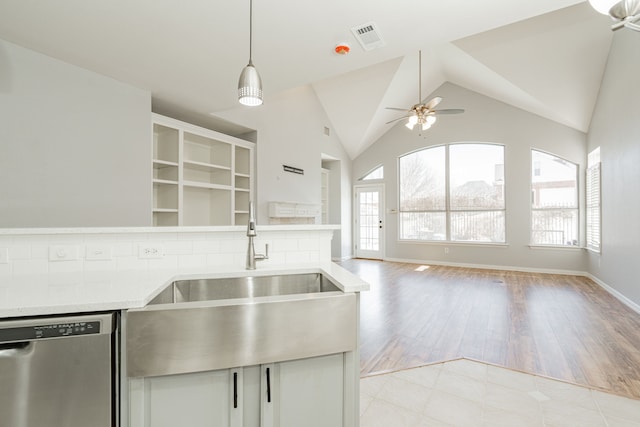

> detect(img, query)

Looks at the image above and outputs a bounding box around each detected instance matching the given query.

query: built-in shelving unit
[151,114,255,226]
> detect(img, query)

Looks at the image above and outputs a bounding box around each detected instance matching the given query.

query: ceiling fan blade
[425,96,443,110]
[385,115,412,124]
[385,107,410,111]
[432,108,465,115]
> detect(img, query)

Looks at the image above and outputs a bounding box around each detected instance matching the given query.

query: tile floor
[360,359,640,427]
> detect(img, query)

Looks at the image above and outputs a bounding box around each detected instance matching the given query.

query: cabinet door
[266,354,345,427]
[241,365,262,427]
[129,369,233,427]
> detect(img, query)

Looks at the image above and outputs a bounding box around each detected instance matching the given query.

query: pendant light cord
[249,0,254,66]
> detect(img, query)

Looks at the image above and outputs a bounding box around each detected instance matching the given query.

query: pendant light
[238,0,263,106]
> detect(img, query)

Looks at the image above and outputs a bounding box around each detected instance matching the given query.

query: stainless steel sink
[148,273,341,305]
[126,272,356,378]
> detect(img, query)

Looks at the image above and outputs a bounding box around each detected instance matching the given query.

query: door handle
[0,341,33,356]
[233,372,238,409]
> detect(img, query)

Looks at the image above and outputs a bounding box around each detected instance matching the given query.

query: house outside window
[530,150,579,246]
[399,143,505,243]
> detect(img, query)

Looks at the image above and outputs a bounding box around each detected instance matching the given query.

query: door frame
[353,184,385,260]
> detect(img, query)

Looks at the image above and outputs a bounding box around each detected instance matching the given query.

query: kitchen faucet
[246,202,268,270]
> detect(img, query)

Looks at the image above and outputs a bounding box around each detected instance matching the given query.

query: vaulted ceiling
[0,0,613,158]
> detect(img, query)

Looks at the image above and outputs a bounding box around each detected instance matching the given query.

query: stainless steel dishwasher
[0,312,117,427]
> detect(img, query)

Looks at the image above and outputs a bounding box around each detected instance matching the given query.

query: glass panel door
[355,185,384,259]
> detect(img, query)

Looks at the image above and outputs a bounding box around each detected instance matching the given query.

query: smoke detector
[334,43,351,55]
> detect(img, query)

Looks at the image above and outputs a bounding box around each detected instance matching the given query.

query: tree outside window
[399,143,505,243]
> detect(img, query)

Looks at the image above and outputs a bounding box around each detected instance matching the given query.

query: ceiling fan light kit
[589,0,640,31]
[386,50,464,132]
[238,0,263,106]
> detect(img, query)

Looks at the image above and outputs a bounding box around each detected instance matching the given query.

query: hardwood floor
[339,259,640,400]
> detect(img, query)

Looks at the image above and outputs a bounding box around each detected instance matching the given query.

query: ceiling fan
[386,50,464,131]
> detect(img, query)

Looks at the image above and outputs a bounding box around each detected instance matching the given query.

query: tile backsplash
[0,227,335,278]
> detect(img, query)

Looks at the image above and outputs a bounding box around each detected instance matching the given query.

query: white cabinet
[129,369,233,427]
[151,114,254,226]
[128,354,346,427]
[268,354,345,427]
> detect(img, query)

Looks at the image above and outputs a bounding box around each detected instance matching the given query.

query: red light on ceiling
[334,43,350,55]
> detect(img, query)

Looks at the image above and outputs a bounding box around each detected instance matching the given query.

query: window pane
[450,144,505,210]
[532,209,579,246]
[399,212,446,240]
[399,146,446,211]
[451,211,505,242]
[361,165,383,180]
[531,151,577,209]
[359,191,379,251]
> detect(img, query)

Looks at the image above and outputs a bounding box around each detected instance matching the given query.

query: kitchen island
[0,225,369,427]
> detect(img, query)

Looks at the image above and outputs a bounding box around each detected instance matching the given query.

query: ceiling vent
[350,21,386,51]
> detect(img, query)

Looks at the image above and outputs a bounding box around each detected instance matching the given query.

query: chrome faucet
[246,202,268,270]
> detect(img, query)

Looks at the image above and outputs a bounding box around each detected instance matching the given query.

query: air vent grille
[351,21,385,51]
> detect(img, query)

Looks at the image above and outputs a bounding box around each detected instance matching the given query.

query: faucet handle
[255,243,269,261]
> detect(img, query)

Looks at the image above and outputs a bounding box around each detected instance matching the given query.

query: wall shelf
[151,114,254,227]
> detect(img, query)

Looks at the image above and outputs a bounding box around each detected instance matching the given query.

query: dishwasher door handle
[0,342,33,357]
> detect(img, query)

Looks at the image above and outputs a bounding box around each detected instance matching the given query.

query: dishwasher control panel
[0,320,102,343]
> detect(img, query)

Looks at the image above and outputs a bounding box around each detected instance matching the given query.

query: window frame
[398,142,506,244]
[529,149,580,248]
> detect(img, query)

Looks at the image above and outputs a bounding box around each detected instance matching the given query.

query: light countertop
[0,224,340,236]
[0,262,369,318]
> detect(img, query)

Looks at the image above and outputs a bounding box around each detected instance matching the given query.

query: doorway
[354,185,384,260]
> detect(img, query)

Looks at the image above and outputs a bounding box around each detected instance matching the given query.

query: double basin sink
[126,272,357,378]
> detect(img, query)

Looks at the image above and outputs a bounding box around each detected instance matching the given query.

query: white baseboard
[586,273,640,315]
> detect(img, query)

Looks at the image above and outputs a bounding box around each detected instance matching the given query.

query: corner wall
[353,82,588,273]
[587,30,640,308]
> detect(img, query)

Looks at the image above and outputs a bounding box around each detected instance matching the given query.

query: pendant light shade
[238,0,263,106]
[238,61,263,106]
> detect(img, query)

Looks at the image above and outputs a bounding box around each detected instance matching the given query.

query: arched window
[399,143,505,242]
[530,150,578,246]
[360,165,384,181]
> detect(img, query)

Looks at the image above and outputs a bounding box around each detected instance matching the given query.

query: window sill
[528,244,584,251]
[398,240,509,248]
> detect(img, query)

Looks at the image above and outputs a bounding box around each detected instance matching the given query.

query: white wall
[0,40,354,259]
[587,30,640,307]
[353,82,588,273]
[216,86,354,259]
[0,39,152,227]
